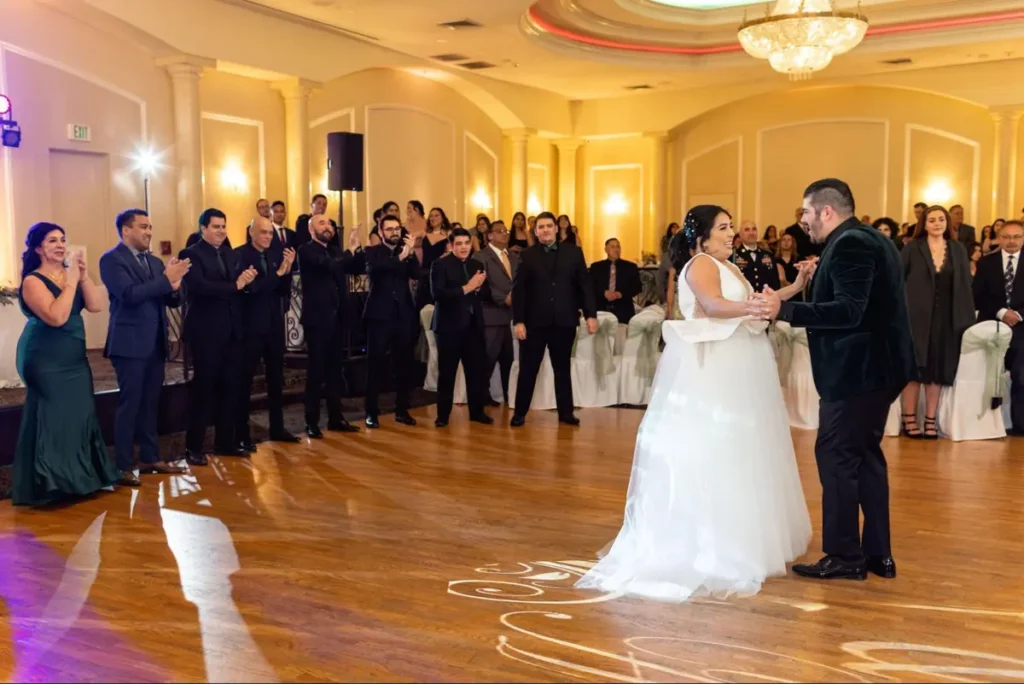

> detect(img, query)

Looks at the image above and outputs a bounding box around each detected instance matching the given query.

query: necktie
[609,262,617,291]
[278,228,286,245]
[499,249,511,277]
[259,252,268,275]
[215,248,227,278]
[136,252,151,279]
[1006,255,1015,306]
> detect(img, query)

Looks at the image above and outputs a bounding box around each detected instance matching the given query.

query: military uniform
[732,243,780,293]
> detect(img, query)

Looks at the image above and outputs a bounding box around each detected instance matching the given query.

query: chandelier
[738,0,868,79]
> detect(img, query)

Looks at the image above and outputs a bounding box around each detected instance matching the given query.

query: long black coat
[778,218,917,402]
[900,238,975,374]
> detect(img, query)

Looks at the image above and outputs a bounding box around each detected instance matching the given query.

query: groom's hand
[749,287,782,320]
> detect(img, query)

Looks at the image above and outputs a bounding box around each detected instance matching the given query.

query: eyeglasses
[491,228,509,235]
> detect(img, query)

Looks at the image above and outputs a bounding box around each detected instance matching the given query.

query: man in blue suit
[100,209,192,486]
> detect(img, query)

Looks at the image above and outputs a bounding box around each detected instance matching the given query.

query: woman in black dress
[774,233,803,302]
[556,214,579,246]
[414,206,451,310]
[899,205,975,439]
[508,211,532,253]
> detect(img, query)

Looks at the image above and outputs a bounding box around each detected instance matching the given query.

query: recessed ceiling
[646,0,763,8]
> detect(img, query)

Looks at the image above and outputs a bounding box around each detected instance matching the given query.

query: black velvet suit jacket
[778,218,917,402]
[429,254,485,335]
[512,242,596,329]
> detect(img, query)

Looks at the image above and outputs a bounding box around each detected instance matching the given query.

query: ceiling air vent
[460,61,496,70]
[625,84,653,90]
[439,19,483,29]
[881,58,913,65]
[431,53,470,62]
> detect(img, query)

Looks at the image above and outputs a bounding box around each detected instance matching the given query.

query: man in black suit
[753,179,916,582]
[268,200,296,258]
[589,238,641,324]
[234,217,299,448]
[295,194,339,249]
[298,214,365,438]
[100,208,191,486]
[473,221,517,403]
[511,211,597,427]
[950,204,976,247]
[363,214,420,429]
[180,209,258,463]
[430,228,493,428]
[974,219,1024,433]
[783,207,819,257]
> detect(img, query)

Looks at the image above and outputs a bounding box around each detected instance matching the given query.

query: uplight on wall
[527,193,542,215]
[471,187,492,211]
[219,161,248,194]
[603,193,628,216]
[922,179,954,205]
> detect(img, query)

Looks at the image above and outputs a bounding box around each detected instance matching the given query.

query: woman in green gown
[10,222,118,505]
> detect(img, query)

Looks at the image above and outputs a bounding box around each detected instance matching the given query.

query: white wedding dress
[576,253,811,601]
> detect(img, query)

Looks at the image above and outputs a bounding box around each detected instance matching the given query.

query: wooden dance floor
[0,406,1021,682]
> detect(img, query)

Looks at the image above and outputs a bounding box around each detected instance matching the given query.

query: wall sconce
[527,193,542,215]
[922,179,954,205]
[471,187,492,211]
[219,161,248,194]
[603,192,628,216]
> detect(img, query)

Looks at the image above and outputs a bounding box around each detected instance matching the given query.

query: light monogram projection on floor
[447,560,1024,683]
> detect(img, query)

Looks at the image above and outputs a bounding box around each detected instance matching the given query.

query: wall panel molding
[465,131,499,220]
[680,135,743,220]
[201,111,267,197]
[902,123,980,225]
[588,163,645,258]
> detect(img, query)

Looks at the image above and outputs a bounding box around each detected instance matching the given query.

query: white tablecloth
[0,304,26,388]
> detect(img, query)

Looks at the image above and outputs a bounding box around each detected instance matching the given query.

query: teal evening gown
[10,273,118,505]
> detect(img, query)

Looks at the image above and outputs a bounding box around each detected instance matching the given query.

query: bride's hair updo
[669,204,731,272]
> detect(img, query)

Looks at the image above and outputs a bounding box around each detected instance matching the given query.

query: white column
[157,56,213,245]
[507,129,530,215]
[992,109,1023,220]
[273,78,318,222]
[555,138,582,219]
[647,131,669,256]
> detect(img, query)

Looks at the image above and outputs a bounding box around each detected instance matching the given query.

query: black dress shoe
[327,420,361,433]
[559,414,581,426]
[185,450,208,467]
[395,412,417,426]
[469,414,494,425]
[365,416,380,429]
[305,425,323,439]
[792,555,867,581]
[867,555,897,578]
[239,441,257,454]
[270,431,301,443]
[485,398,501,408]
[435,417,449,428]
[510,414,526,428]
[214,446,248,457]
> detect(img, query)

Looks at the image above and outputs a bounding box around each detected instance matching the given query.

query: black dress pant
[236,330,286,440]
[436,326,487,421]
[815,386,898,560]
[483,324,513,402]
[1007,328,1024,430]
[514,324,576,418]
[365,317,416,417]
[111,349,165,471]
[186,335,242,453]
[305,320,346,426]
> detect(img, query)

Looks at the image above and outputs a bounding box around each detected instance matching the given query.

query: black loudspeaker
[327,132,364,192]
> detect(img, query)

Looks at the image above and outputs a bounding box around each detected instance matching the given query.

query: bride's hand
[794,258,817,286]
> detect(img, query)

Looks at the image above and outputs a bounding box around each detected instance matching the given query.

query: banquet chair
[570,311,620,408]
[508,322,558,411]
[419,305,438,392]
[773,321,819,429]
[937,320,1012,441]
[618,305,665,406]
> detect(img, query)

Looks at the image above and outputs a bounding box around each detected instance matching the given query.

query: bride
[576,205,812,601]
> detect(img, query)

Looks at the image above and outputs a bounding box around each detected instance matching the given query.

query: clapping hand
[65,251,83,286]
[236,265,258,290]
[165,257,191,291]
[75,251,89,282]
[349,223,363,251]
[398,234,415,261]
[277,248,296,276]
[465,270,487,294]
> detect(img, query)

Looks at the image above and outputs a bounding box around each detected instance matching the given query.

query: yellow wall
[670,85,996,237]
[579,137,653,263]
[309,68,504,230]
[199,70,287,245]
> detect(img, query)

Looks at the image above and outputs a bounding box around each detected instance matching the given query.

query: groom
[750,178,916,581]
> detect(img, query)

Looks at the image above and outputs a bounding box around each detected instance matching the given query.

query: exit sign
[67,124,91,142]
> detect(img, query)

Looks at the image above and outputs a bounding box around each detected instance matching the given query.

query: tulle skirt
[576,324,811,602]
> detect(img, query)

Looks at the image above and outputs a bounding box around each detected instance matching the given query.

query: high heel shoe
[923,416,939,440]
[900,412,922,439]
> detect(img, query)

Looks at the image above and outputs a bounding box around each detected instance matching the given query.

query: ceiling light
[738,0,868,79]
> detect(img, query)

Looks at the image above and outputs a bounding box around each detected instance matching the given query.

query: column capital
[554,138,583,153]
[504,128,536,142]
[990,106,1024,123]
[643,130,671,141]
[272,77,322,100]
[156,54,215,78]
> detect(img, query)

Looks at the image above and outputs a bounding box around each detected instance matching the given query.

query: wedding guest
[471,214,490,252]
[100,209,190,486]
[590,238,641,324]
[508,212,533,253]
[474,220,517,404]
[981,223,999,254]
[968,241,982,279]
[950,204,976,247]
[556,214,579,246]
[733,220,780,293]
[11,223,118,505]
[775,233,803,302]
[414,205,450,311]
[899,205,975,439]
[762,224,779,252]
[657,222,681,305]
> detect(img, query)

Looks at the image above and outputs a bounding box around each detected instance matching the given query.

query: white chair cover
[571,311,620,408]
[508,322,558,411]
[772,322,819,430]
[1002,371,1013,429]
[618,305,665,406]
[420,306,438,391]
[937,320,1012,441]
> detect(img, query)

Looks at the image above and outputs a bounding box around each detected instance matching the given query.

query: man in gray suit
[473,220,518,404]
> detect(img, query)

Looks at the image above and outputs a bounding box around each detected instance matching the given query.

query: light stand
[131,146,160,214]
